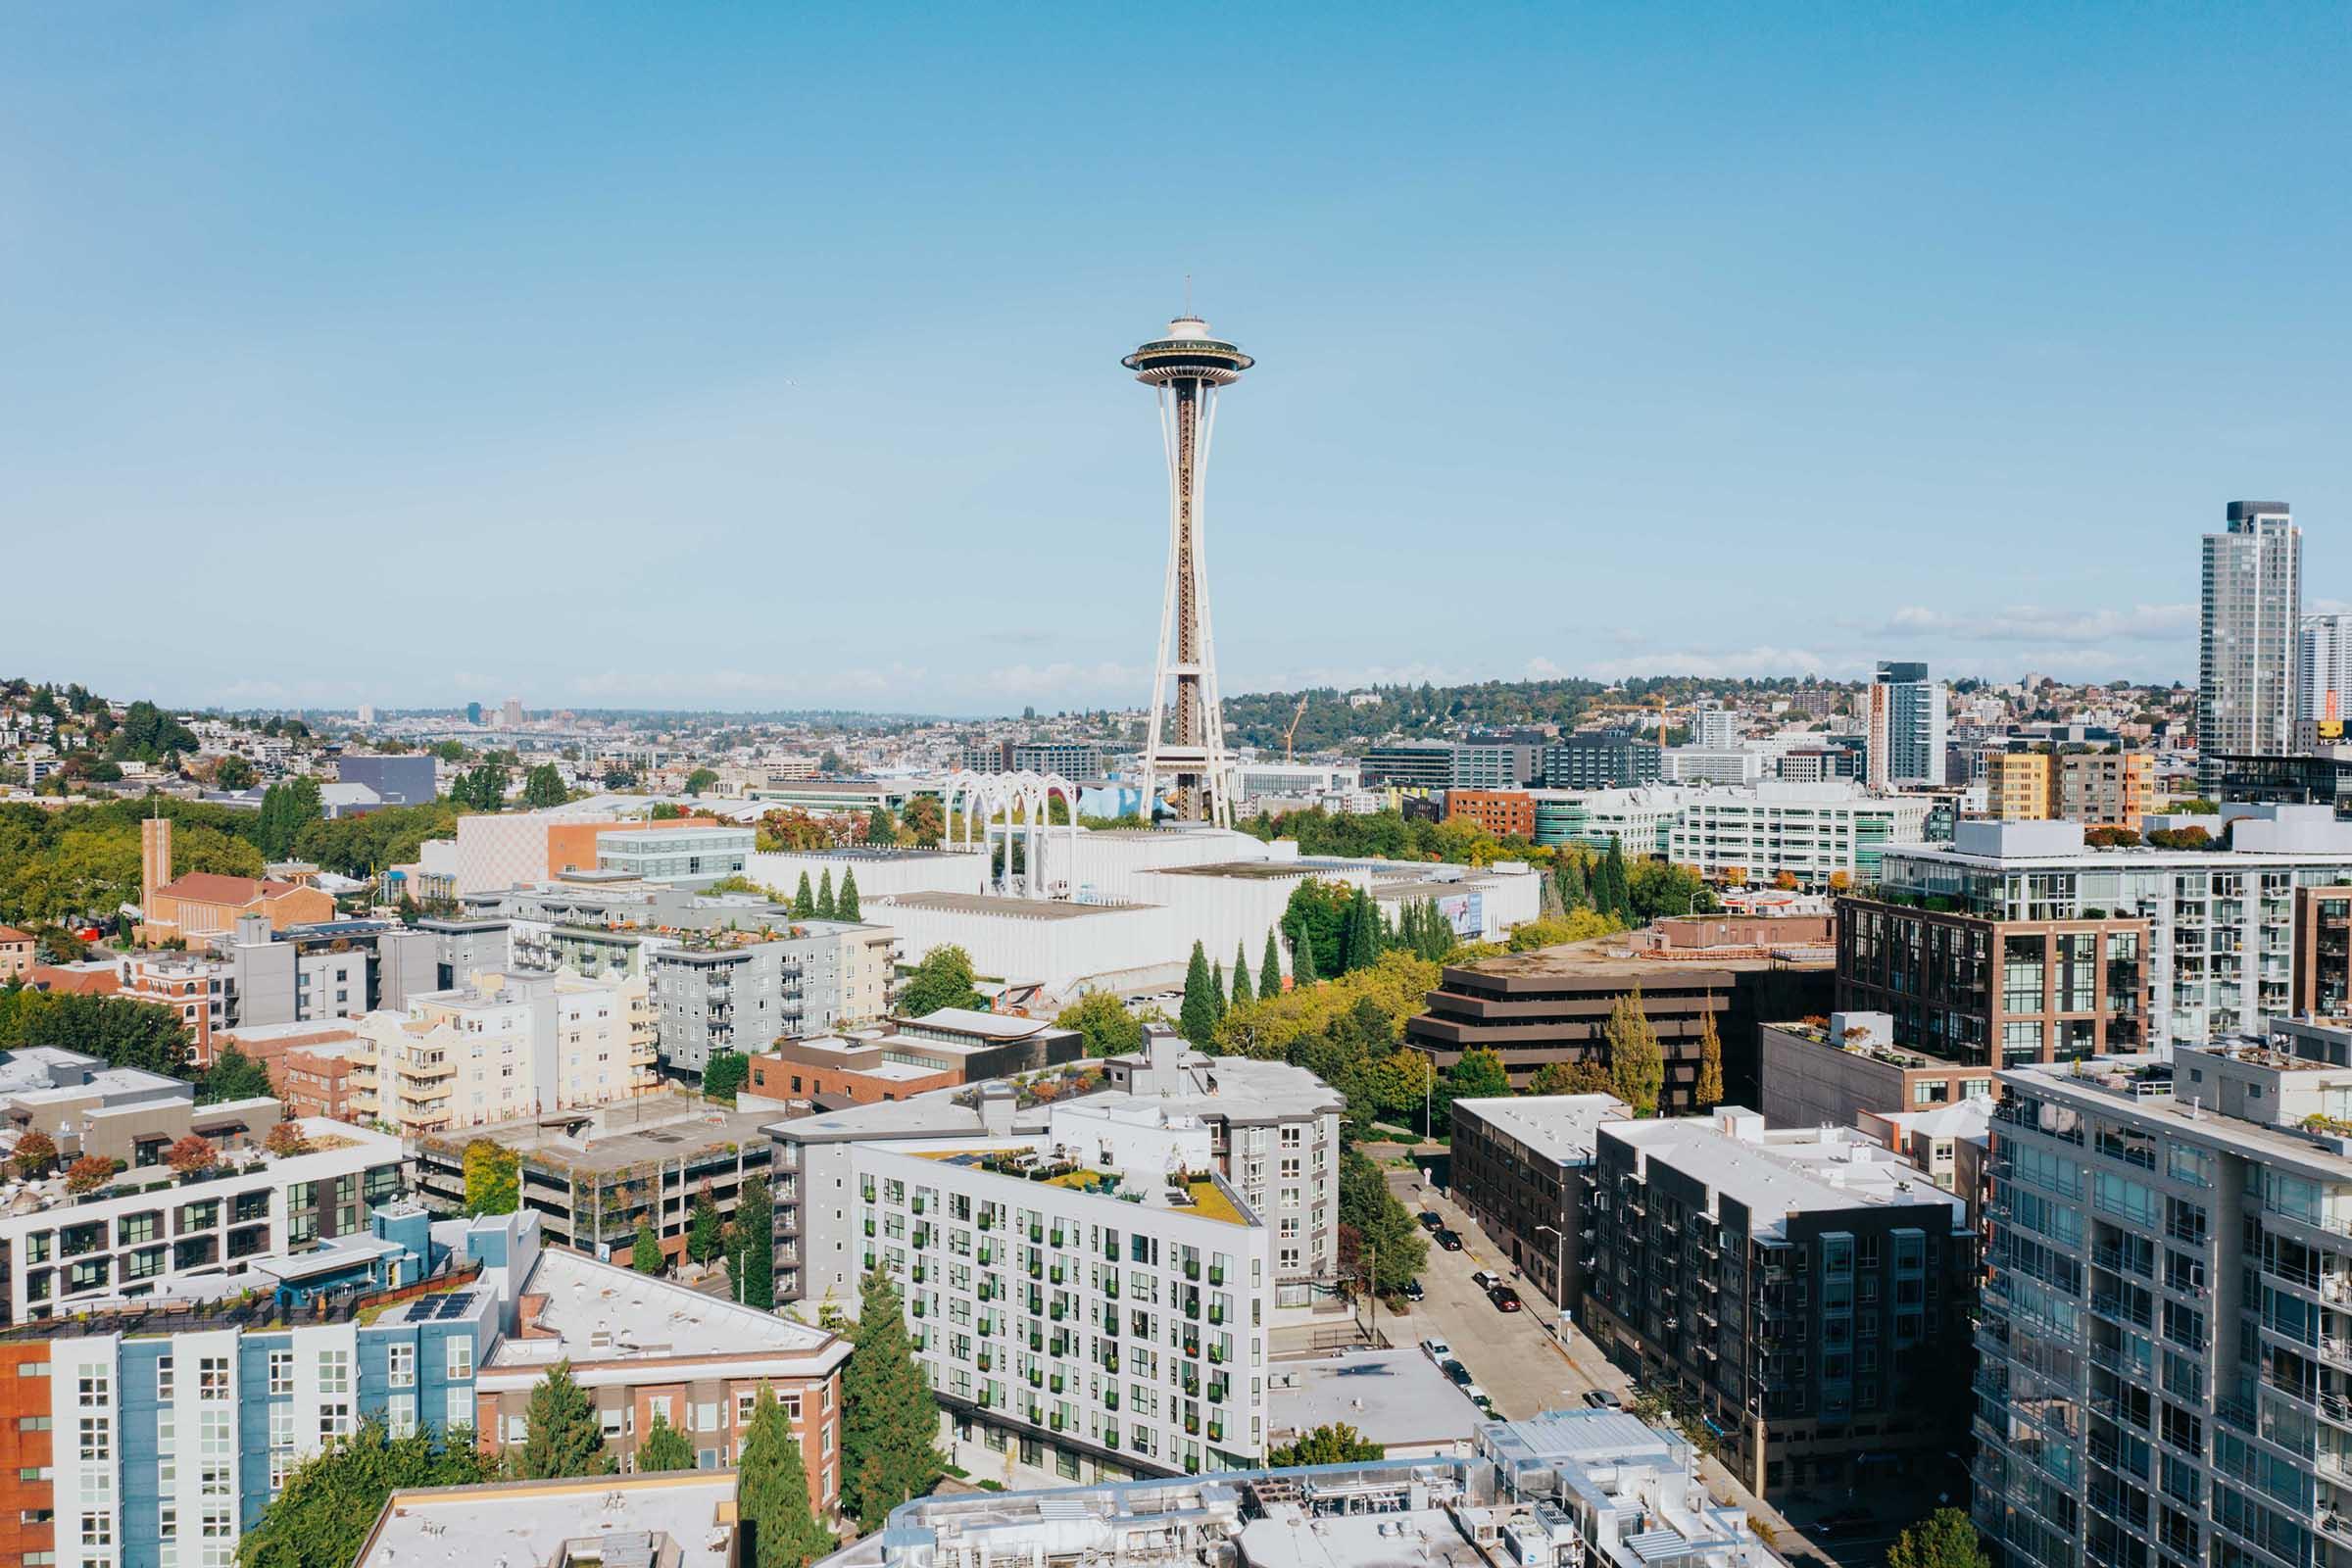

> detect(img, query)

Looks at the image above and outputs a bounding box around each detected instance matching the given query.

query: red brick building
[1444,789,1537,839]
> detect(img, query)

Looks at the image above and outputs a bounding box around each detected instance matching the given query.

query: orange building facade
[1444,789,1537,839]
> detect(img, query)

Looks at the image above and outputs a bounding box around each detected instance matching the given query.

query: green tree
[214,755,259,792]
[1693,1005,1724,1109]
[1178,941,1217,1048]
[521,764,568,808]
[703,1051,749,1103]
[792,871,815,918]
[865,806,896,846]
[684,767,719,796]
[1338,1147,1428,1295]
[461,1139,519,1216]
[739,1385,834,1568]
[1056,990,1143,1058]
[1267,1422,1385,1466]
[1280,880,1352,978]
[1435,1046,1510,1130]
[1290,926,1318,986]
[1231,942,1252,1006]
[814,869,836,920]
[1886,1509,1992,1568]
[256,776,323,859]
[1605,989,1665,1115]
[687,1184,724,1264]
[837,869,860,921]
[1343,886,1381,973]
[1530,1058,1617,1097]
[1260,929,1283,999]
[900,945,986,1016]
[840,1270,946,1528]
[198,1044,272,1104]
[518,1360,609,1478]
[1209,959,1228,1024]
[631,1219,665,1274]
[235,1419,493,1568]
[638,1410,695,1472]
[732,1174,775,1309]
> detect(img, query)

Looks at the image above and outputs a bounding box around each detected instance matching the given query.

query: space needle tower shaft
[1124,313,1252,826]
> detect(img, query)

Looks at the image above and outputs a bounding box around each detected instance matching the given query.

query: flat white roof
[358,1473,737,1568]
[1451,1094,1631,1165]
[488,1244,840,1367]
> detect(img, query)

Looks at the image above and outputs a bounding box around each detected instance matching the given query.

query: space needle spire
[1124,309,1252,826]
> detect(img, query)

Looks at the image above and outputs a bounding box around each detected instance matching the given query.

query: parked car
[1442,1359,1473,1388]
[1581,1389,1623,1410]
[1421,1337,1454,1364]
[1418,1210,1444,1232]
[1488,1285,1523,1312]
[1470,1269,1494,1291]
[1403,1279,1426,1302]
[1463,1385,1494,1411]
[1434,1228,1464,1251]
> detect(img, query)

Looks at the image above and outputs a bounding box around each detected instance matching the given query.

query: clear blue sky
[5,4,2348,714]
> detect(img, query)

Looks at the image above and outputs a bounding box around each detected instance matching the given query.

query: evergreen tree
[1260,929,1283,999]
[837,870,860,921]
[1603,837,1632,921]
[739,1386,834,1568]
[792,872,815,918]
[1290,928,1318,986]
[865,806,895,846]
[1559,855,1590,910]
[1209,960,1228,1023]
[638,1411,694,1472]
[518,1360,609,1478]
[1694,1004,1725,1109]
[814,869,836,920]
[1343,886,1380,973]
[841,1271,946,1529]
[687,1185,724,1263]
[1231,942,1251,1006]
[733,1175,775,1308]
[1606,988,1665,1115]
[1178,941,1217,1047]
[631,1219,664,1274]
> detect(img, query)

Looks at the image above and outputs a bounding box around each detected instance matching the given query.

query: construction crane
[1282,693,1310,762]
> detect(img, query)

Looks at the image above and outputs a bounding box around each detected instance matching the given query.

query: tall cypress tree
[688,1185,723,1263]
[841,1271,946,1529]
[1291,929,1318,986]
[1604,837,1632,921]
[1178,941,1217,1047]
[1210,960,1228,1023]
[792,872,815,918]
[732,1175,775,1308]
[1231,942,1251,1006]
[1343,887,1380,973]
[837,870,860,922]
[739,1386,833,1568]
[814,869,836,920]
[631,1219,664,1274]
[519,1360,609,1478]
[1260,930,1284,999]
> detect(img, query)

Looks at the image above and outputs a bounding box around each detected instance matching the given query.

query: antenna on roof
[1183,273,1194,317]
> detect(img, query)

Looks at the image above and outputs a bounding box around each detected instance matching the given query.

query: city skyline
[5,7,2350,712]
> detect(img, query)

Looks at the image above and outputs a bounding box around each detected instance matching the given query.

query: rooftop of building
[422,1094,777,1177]
[1868,1097,1994,1141]
[218,1019,366,1045]
[1447,1093,1632,1166]
[1267,1349,1486,1448]
[485,1245,838,1370]
[891,1006,1054,1040]
[1601,1108,1966,1238]
[355,1472,739,1568]
[1151,860,1325,881]
[877,891,1147,920]
[1443,935,1819,985]
[751,846,967,861]
[1762,1017,1954,1071]
[1999,1051,2352,1182]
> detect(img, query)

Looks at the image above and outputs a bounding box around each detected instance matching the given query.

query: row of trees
[788,869,861,921]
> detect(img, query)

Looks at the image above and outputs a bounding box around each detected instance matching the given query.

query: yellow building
[1984,752,2055,820]
[1983,750,2153,829]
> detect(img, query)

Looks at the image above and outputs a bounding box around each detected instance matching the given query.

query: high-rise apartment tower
[1866,662,1946,788]
[2199,500,2300,788]
[1125,316,1251,826]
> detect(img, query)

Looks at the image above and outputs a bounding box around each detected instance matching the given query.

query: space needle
[1124,311,1253,826]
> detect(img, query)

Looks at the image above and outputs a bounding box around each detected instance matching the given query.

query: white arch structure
[942,769,1081,900]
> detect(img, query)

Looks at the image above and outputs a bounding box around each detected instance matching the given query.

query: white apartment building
[1664,782,1935,888]
[349,968,655,1135]
[1662,747,1766,786]
[2300,611,2352,748]
[2200,500,2300,788]
[769,1035,1326,1481]
[0,1119,406,1324]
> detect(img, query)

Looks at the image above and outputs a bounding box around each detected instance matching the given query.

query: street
[1384,1165,1903,1568]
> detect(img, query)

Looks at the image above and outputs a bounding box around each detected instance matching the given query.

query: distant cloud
[1886,603,2193,644]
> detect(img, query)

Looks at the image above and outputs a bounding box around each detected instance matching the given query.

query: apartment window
[198,1356,229,1399]
[388,1396,416,1439]
[447,1389,472,1429]
[318,1402,352,1444]
[77,1371,110,1406]
[155,1357,174,1401]
[317,1348,350,1395]
[268,1350,294,1396]
[78,1416,110,1462]
[79,1514,112,1550]
[447,1338,473,1380]
[270,1405,295,1451]
[388,1345,416,1388]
